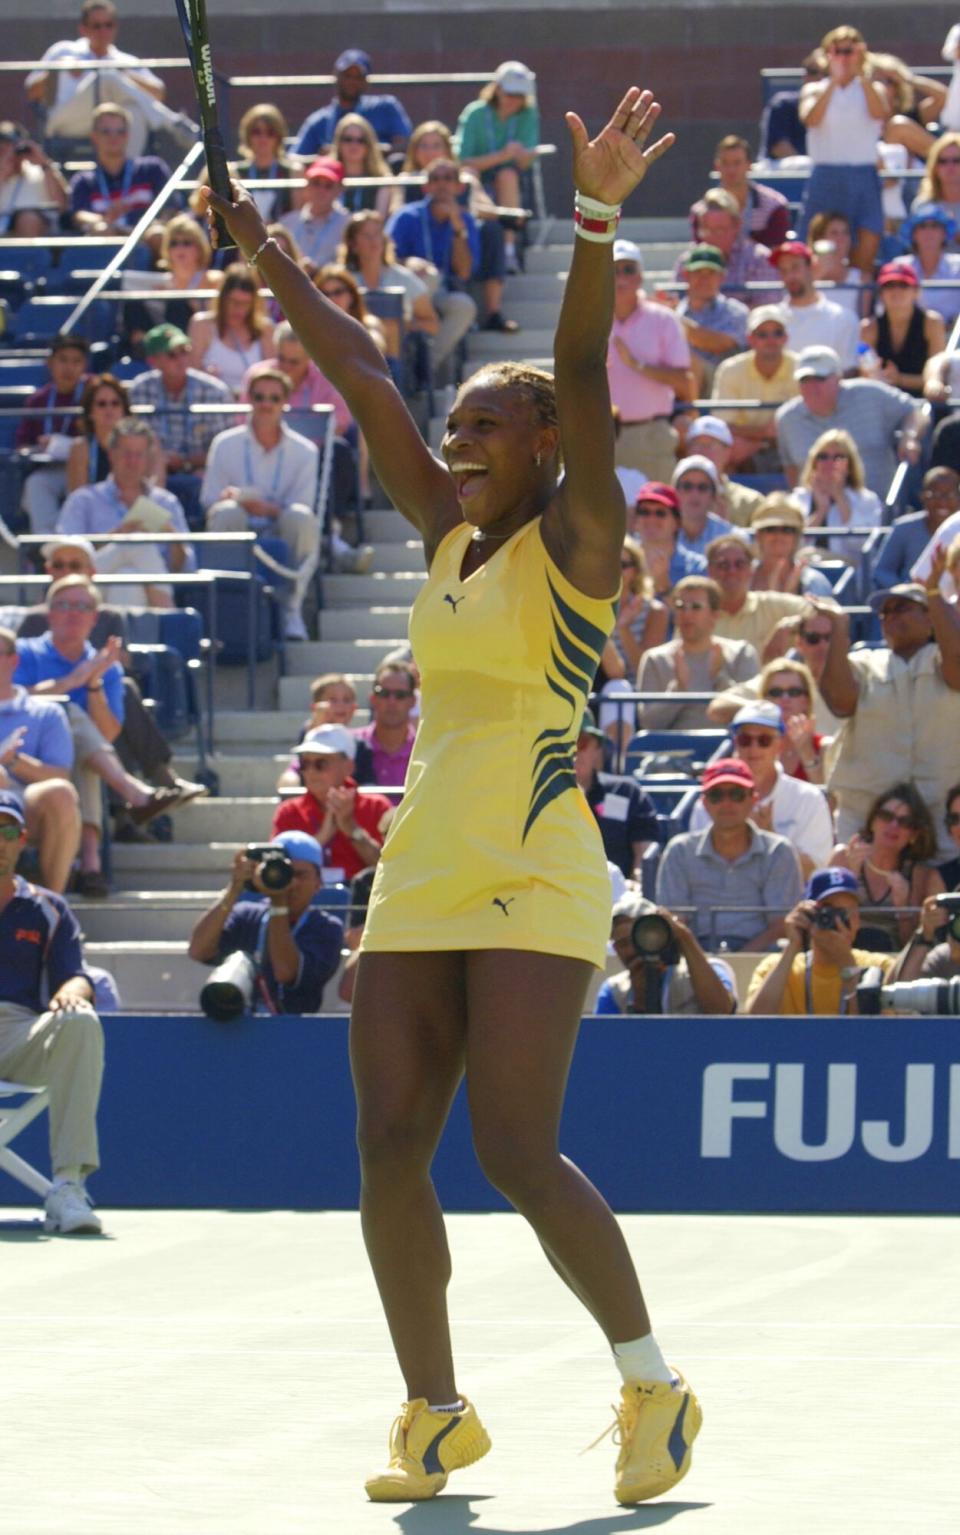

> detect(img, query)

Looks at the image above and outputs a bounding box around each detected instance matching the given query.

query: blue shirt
[677,511,734,559]
[14,634,125,722]
[667,545,707,588]
[57,478,196,572]
[386,198,480,286]
[0,876,91,1013]
[0,686,74,792]
[219,899,343,1014]
[295,94,412,156]
[677,294,749,363]
[873,511,938,590]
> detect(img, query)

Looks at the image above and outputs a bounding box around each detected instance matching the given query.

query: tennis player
[205,84,702,1506]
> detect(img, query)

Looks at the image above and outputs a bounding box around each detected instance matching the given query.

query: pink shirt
[353,722,416,788]
[607,301,691,422]
[240,359,353,437]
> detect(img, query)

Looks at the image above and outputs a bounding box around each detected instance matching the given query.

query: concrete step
[367,539,424,572]
[490,300,562,330]
[173,752,293,796]
[196,710,308,744]
[318,607,410,641]
[500,273,566,301]
[467,327,555,359]
[284,635,403,672]
[321,572,425,607]
[362,508,415,543]
[119,796,278,844]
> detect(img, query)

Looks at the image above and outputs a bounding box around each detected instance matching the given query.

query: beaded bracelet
[574,191,622,243]
[247,234,278,267]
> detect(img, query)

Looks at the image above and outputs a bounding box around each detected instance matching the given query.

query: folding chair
[0,1081,52,1199]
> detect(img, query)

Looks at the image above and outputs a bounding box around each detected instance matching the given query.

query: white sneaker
[44,1181,102,1235]
[284,609,309,641]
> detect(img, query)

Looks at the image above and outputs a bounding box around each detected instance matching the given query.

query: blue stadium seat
[0,271,32,313]
[10,295,118,346]
[0,359,47,388]
[0,247,53,282]
[0,386,35,450]
[731,472,788,495]
[125,607,207,747]
[625,729,728,777]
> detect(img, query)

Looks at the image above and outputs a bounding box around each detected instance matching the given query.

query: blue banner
[3,1014,958,1212]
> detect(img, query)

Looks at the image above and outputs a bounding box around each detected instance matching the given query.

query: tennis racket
[173,0,236,249]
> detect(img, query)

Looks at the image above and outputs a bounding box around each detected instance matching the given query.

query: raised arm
[549,88,674,596]
[204,184,456,544]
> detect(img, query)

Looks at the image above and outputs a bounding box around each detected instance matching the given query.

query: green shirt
[453,99,540,164]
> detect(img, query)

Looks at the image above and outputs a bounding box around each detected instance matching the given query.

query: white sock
[613,1334,676,1387]
[52,1168,83,1188]
[428,1399,464,1414]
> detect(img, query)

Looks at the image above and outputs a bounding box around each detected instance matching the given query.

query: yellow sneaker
[364,1397,491,1502]
[609,1374,702,1504]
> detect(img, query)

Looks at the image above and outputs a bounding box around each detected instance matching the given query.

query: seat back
[0,1081,52,1198]
[625,729,728,777]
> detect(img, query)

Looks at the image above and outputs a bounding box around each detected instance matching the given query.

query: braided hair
[461,362,561,465]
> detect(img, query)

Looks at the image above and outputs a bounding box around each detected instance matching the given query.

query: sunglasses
[50,599,96,613]
[48,560,87,573]
[87,19,117,29]
[636,506,672,519]
[676,480,713,494]
[615,263,640,275]
[766,686,808,699]
[753,327,786,339]
[321,285,350,298]
[0,823,23,841]
[373,685,413,700]
[339,134,367,144]
[735,731,777,749]
[705,785,749,803]
[799,629,830,645]
[168,237,199,248]
[620,558,638,570]
[814,451,849,463]
[710,557,750,571]
[248,125,279,137]
[880,600,921,617]
[831,44,856,55]
[874,807,916,830]
[937,155,960,166]
[250,392,284,403]
[300,756,337,770]
[673,598,708,612]
[92,396,122,408]
[946,812,960,828]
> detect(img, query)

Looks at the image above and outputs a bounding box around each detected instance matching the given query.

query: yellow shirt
[714,591,807,656]
[746,947,895,1015]
[711,350,800,429]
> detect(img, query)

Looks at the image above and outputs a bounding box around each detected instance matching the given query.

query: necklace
[471,526,516,543]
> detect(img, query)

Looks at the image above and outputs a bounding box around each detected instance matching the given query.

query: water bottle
[857,341,881,379]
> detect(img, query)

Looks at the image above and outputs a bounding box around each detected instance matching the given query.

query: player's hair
[463,363,558,434]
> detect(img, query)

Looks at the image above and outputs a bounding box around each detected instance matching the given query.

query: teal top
[453,99,540,164]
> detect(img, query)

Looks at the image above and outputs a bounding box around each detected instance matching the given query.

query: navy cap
[0,790,26,828]
[335,48,372,74]
[805,867,859,903]
[271,831,324,871]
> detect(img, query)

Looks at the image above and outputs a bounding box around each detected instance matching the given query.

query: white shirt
[790,484,883,556]
[912,507,960,595]
[689,761,834,867]
[806,79,883,166]
[26,40,163,111]
[783,297,860,371]
[200,423,319,514]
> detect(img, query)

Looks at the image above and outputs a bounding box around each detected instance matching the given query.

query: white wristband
[575,192,623,219]
[574,191,622,244]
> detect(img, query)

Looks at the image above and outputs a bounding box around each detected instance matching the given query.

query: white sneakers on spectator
[44,1179,102,1235]
[331,530,375,574]
[284,608,309,641]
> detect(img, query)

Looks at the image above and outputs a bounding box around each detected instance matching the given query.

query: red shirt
[271,780,393,881]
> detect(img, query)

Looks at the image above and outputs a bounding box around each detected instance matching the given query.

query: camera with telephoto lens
[245,842,293,892]
[199,950,259,1022]
[856,966,960,1016]
[936,892,960,942]
[631,911,680,967]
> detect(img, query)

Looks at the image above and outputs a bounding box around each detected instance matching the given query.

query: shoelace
[582,1396,636,1457]
[385,1403,419,1468]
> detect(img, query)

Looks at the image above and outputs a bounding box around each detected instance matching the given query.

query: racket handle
[203,125,237,251]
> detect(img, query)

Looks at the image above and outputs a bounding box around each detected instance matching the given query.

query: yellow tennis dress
[360,517,617,967]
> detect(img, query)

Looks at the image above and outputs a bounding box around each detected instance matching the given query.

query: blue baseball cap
[0,790,26,828]
[731,701,785,735]
[271,831,324,871]
[335,48,372,75]
[805,867,859,903]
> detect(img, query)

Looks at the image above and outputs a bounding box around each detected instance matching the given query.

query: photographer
[745,868,895,1015]
[889,892,960,986]
[188,832,344,1014]
[596,895,737,1015]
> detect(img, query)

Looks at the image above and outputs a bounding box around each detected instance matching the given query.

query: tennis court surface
[2,1209,956,1534]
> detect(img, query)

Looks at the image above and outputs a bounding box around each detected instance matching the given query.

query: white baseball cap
[687,415,733,449]
[294,724,356,759]
[41,534,96,565]
[613,239,643,266]
[493,60,536,96]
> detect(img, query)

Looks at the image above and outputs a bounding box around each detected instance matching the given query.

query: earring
[534,452,542,467]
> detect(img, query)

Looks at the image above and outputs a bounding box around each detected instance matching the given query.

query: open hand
[566,87,675,207]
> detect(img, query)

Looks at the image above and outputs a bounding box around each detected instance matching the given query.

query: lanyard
[255,903,309,1013]
[95,157,134,211]
[418,203,455,276]
[243,430,285,499]
[43,379,82,439]
[88,439,100,483]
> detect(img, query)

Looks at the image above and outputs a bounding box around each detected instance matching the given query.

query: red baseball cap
[701,758,756,792]
[635,481,680,513]
[771,240,813,266]
[305,156,344,184]
[877,261,919,287]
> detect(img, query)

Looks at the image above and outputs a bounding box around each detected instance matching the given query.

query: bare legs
[351,948,652,1404]
[23,779,81,893]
